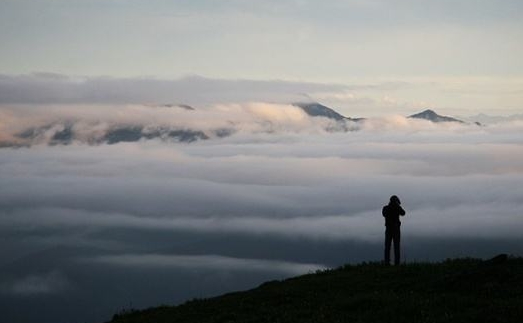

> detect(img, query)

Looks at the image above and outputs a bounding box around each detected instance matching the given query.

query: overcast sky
[2,0,523,79]
[1,0,523,115]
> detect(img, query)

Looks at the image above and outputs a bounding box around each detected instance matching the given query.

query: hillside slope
[107,256,523,323]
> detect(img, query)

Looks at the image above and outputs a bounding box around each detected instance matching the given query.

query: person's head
[390,195,401,205]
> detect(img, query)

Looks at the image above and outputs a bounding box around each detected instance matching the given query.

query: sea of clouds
[1,75,522,323]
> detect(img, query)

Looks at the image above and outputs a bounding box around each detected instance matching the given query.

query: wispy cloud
[0,73,345,105]
[2,271,70,296]
[83,254,327,275]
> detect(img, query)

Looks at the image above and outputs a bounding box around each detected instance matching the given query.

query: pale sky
[1,0,523,115]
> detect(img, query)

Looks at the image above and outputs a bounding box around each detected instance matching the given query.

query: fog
[1,102,522,323]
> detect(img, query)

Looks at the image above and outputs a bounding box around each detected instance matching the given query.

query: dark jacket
[382,202,406,227]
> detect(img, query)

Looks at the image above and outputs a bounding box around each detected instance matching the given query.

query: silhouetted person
[382,195,406,265]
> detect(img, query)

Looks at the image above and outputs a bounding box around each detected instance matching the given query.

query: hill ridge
[106,255,523,323]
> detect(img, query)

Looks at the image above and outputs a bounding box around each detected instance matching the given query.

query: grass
[107,256,523,323]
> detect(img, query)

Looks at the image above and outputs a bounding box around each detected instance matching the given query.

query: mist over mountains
[0,101,491,147]
[1,74,523,323]
[3,73,522,149]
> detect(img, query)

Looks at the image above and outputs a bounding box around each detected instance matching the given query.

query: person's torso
[384,204,402,226]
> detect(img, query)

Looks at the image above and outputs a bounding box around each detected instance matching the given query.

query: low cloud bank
[84,254,327,275]
[0,73,344,105]
[1,271,70,296]
[0,102,351,146]
[1,100,522,323]
[2,101,519,147]
[1,131,522,243]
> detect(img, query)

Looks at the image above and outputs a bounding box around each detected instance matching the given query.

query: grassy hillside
[107,255,523,323]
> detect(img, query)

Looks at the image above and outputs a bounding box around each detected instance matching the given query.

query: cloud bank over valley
[1,76,522,323]
[2,97,522,147]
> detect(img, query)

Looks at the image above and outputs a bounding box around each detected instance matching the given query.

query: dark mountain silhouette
[292,102,347,120]
[107,256,523,323]
[293,102,365,122]
[409,109,464,123]
[145,103,195,110]
[16,123,210,145]
[17,123,75,145]
[105,126,209,144]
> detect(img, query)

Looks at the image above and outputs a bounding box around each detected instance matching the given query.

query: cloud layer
[85,254,326,275]
[0,73,344,105]
[1,105,522,323]
[4,96,522,148]
[2,271,70,296]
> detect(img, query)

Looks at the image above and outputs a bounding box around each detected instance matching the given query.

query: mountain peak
[418,109,437,116]
[409,109,463,123]
[292,102,347,121]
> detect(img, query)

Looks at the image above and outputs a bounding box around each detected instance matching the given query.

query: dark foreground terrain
[107,255,523,323]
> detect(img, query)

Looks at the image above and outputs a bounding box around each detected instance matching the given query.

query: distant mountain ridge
[292,102,364,122]
[15,123,213,146]
[292,102,347,121]
[1,103,483,148]
[409,109,464,123]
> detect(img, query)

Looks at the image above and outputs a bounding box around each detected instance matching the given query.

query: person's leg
[384,228,392,265]
[393,228,401,265]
